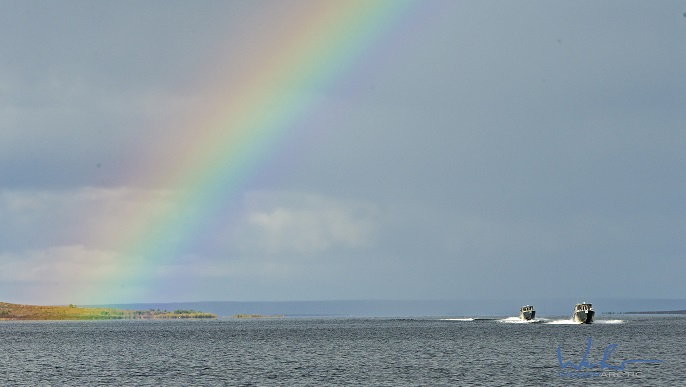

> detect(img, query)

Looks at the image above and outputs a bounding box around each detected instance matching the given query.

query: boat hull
[519,310,535,320]
[573,310,595,324]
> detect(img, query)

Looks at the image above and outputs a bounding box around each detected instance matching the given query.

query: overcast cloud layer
[1,1,685,304]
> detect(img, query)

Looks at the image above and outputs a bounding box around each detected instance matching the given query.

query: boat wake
[544,318,625,324]
[594,319,625,324]
[497,316,543,324]
[439,317,625,324]
[439,317,499,322]
[545,318,578,324]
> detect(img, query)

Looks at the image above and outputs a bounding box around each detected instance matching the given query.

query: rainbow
[86,1,419,302]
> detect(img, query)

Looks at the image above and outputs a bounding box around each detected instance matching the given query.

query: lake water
[1,315,683,386]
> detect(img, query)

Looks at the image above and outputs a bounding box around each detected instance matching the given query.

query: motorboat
[519,305,535,320]
[573,303,595,324]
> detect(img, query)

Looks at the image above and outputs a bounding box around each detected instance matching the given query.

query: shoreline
[0,301,217,321]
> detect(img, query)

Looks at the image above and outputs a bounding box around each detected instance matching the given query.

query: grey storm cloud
[1,1,685,304]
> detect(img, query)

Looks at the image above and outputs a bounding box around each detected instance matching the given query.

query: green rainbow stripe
[97,1,417,300]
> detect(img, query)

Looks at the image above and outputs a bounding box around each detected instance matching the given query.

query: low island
[232,314,284,319]
[627,310,686,315]
[0,302,217,320]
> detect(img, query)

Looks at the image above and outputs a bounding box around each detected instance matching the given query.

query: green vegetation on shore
[0,302,217,320]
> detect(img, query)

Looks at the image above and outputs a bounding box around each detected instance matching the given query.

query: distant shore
[232,314,284,319]
[0,302,217,320]
[626,310,686,315]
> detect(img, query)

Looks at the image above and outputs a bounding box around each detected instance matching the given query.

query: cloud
[0,245,120,282]
[0,245,129,304]
[237,191,379,256]
[0,2,684,303]
[0,187,180,251]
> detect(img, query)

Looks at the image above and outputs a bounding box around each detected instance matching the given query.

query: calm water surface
[0,316,683,386]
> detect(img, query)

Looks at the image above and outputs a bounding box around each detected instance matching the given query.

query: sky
[1,1,685,305]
